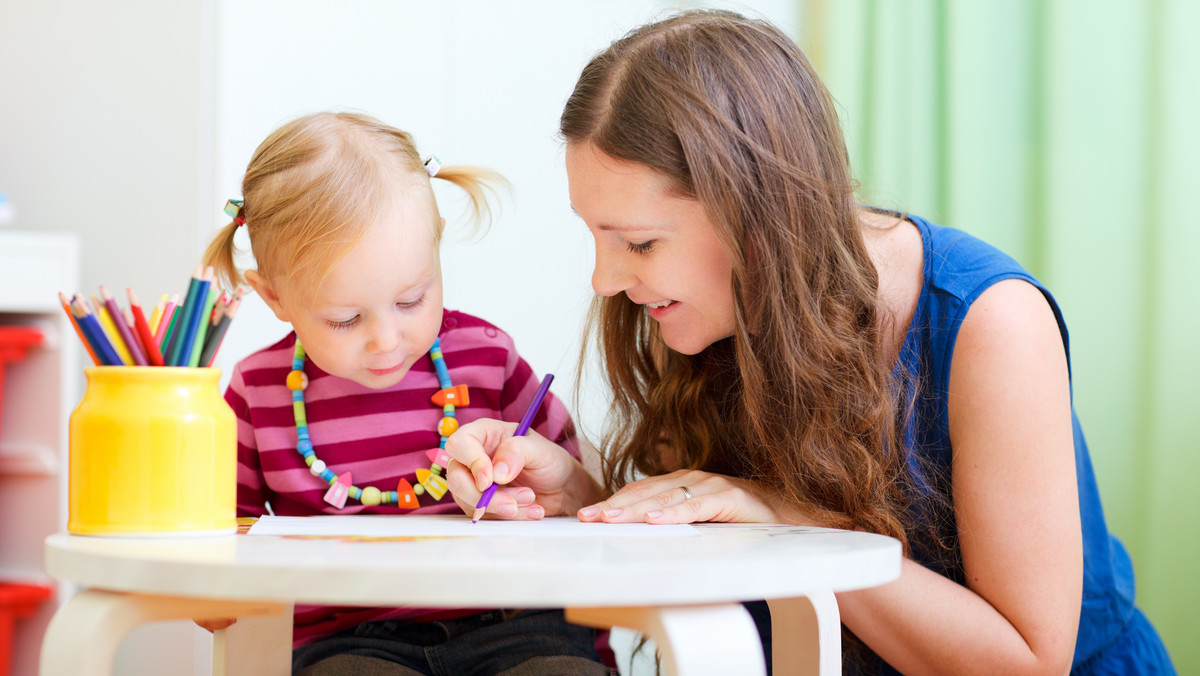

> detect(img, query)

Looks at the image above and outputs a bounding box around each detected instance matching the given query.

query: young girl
[446,10,1175,675]
[202,111,611,675]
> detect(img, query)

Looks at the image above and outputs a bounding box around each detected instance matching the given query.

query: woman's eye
[326,316,359,330]
[627,240,656,254]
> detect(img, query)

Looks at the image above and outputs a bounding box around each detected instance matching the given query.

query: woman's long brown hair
[561,10,914,550]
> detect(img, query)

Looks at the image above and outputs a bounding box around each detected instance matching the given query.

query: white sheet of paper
[247,514,700,538]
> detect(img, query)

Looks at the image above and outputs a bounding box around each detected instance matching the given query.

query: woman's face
[566,142,736,355]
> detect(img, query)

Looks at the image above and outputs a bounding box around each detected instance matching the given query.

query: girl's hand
[444,418,599,520]
[576,469,793,525]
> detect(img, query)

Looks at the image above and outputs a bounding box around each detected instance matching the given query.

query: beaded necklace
[288,337,468,510]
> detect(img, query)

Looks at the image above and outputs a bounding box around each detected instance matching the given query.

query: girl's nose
[365,317,401,354]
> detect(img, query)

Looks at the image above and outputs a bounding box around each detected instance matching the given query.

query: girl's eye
[326,316,359,330]
[627,240,656,254]
[398,296,425,310]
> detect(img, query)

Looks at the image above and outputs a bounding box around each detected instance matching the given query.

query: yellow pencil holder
[68,366,236,536]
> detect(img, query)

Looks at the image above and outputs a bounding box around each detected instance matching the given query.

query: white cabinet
[0,230,79,676]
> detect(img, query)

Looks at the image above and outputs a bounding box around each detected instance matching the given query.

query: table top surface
[45,522,901,608]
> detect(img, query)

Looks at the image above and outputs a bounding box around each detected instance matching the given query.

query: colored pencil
[91,294,134,365]
[148,294,167,336]
[71,296,123,366]
[187,272,219,367]
[165,264,204,366]
[59,292,100,365]
[472,373,555,523]
[199,287,242,367]
[156,293,181,349]
[100,286,147,366]
[127,288,165,366]
[171,268,211,367]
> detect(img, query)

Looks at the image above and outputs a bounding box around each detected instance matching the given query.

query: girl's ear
[244,270,290,322]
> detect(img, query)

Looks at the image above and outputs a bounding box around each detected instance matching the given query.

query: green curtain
[795,0,1199,670]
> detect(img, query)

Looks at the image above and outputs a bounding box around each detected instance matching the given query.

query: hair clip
[423,155,442,178]
[224,198,246,226]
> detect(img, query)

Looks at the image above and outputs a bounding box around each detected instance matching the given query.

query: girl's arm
[837,279,1082,676]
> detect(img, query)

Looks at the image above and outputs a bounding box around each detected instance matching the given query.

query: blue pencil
[171,269,211,366]
[164,264,204,366]
[71,296,124,366]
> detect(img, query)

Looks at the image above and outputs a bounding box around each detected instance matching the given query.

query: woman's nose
[591,248,633,297]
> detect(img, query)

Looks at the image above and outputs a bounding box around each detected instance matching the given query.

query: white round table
[41,522,900,675]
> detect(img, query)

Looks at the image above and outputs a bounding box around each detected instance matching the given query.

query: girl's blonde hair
[561,11,920,551]
[204,111,507,300]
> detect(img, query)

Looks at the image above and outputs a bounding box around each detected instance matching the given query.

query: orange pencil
[59,291,100,365]
[127,288,165,366]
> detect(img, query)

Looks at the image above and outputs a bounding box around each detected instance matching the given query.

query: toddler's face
[281,194,444,389]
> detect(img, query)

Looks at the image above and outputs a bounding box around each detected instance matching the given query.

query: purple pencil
[471,373,555,523]
[100,285,147,365]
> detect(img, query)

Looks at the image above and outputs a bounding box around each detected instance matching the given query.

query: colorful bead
[425,448,451,468]
[431,384,470,407]
[396,479,419,508]
[360,486,382,506]
[437,416,459,437]
[416,468,448,500]
[286,369,308,390]
[323,472,351,509]
[309,459,325,475]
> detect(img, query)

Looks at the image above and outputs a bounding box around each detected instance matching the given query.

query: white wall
[1,1,798,674]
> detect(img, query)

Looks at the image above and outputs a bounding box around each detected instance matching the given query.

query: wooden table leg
[38,589,288,676]
[767,591,841,676]
[214,604,295,676]
[567,604,766,676]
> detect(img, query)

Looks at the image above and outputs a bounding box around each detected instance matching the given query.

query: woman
[446,10,1174,674]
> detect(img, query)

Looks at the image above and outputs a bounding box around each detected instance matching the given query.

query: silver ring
[679,486,693,501]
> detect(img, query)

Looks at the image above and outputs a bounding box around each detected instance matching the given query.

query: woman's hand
[576,469,794,524]
[444,418,602,520]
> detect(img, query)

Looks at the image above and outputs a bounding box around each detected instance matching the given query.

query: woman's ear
[244,270,290,322]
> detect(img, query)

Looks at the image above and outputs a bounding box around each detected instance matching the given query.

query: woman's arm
[837,279,1082,676]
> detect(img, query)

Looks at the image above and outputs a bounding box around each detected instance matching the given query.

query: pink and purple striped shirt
[224,309,579,646]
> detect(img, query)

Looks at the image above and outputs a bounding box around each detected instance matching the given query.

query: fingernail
[601,508,622,520]
[529,505,545,520]
[515,488,535,505]
[494,462,510,483]
[578,506,599,519]
[474,471,489,491]
[646,510,662,520]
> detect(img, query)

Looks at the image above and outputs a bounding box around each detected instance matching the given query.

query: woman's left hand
[576,469,792,524]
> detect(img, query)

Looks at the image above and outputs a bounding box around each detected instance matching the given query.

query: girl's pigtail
[202,217,245,293]
[430,165,510,240]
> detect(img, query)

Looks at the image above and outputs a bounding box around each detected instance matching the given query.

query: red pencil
[127,288,165,366]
